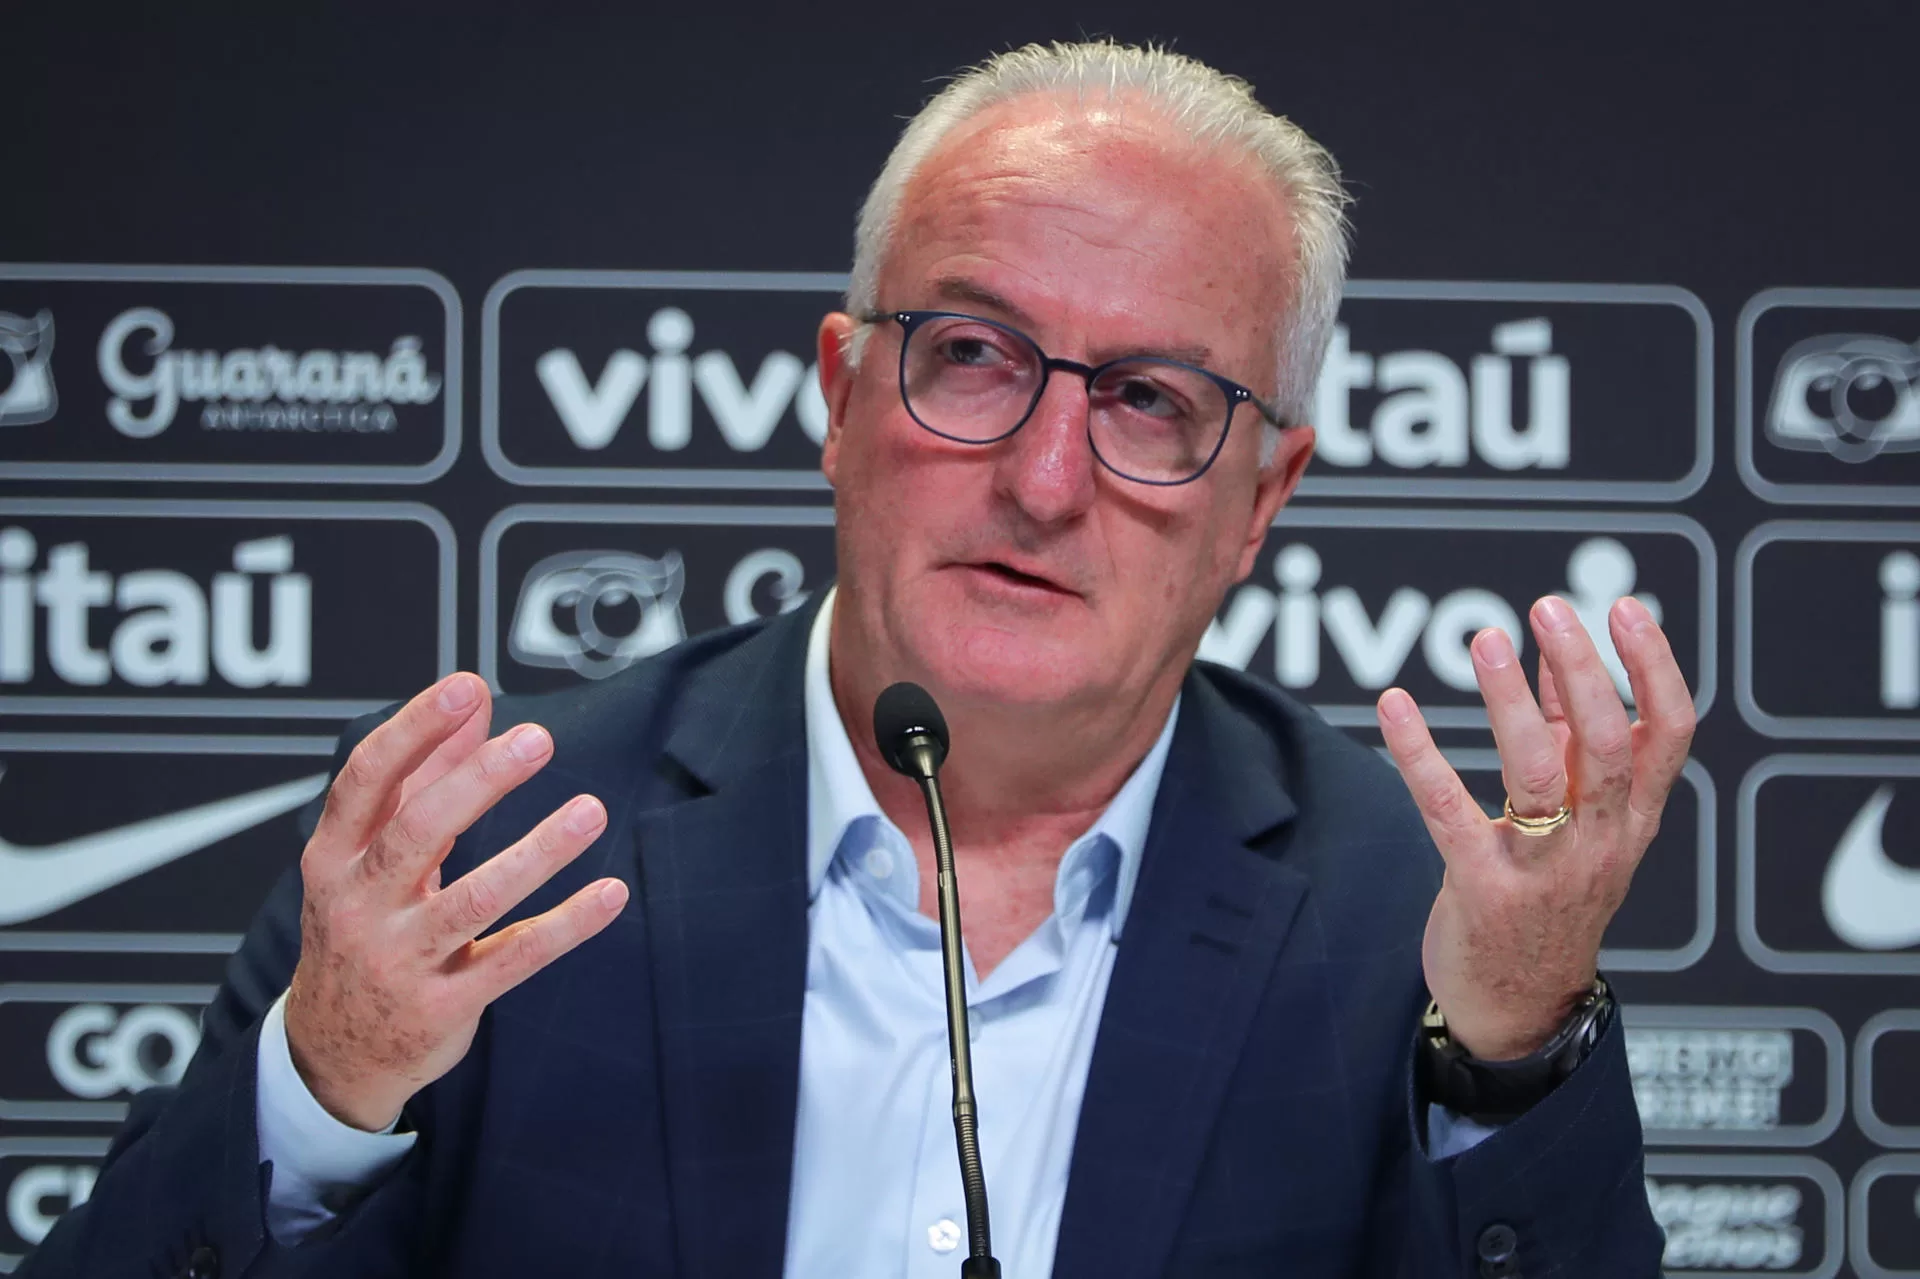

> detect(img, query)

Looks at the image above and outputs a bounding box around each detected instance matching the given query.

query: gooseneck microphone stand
[874,682,1002,1279]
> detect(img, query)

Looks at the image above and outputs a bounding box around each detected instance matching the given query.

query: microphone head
[873,681,949,777]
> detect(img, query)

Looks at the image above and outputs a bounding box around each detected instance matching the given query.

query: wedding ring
[1503,796,1573,836]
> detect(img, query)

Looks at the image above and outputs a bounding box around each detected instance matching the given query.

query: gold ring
[1503,796,1573,836]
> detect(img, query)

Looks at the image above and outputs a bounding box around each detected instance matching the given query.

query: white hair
[845,39,1353,462]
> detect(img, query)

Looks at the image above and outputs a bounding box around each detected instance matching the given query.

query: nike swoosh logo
[0,764,327,927]
[1821,784,1920,951]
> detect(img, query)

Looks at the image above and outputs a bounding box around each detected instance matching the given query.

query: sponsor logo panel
[1623,1006,1844,1147]
[1852,1155,1920,1279]
[480,504,837,695]
[0,733,334,953]
[483,270,846,488]
[1441,750,1713,971]
[1857,1011,1920,1147]
[1738,287,1920,504]
[0,500,453,718]
[482,273,1709,498]
[1198,509,1713,728]
[1644,1155,1843,1279]
[1305,282,1709,500]
[0,984,215,1122]
[0,264,459,483]
[0,1137,109,1271]
[1738,756,1920,975]
[1737,522,1920,739]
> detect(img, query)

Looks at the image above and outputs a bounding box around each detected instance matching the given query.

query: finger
[311,674,490,865]
[1470,627,1567,819]
[363,722,554,891]
[460,877,630,1005]
[1610,597,1696,833]
[424,795,608,947]
[399,700,495,811]
[1377,687,1491,867]
[1530,597,1633,817]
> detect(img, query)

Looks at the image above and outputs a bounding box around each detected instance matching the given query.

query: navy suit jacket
[22,596,1662,1278]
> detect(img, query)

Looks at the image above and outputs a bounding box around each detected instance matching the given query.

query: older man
[23,40,1687,1279]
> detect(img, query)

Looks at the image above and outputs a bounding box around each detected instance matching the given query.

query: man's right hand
[283,672,629,1132]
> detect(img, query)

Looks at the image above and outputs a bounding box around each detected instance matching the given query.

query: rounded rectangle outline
[480,269,847,490]
[1736,287,1920,507]
[1440,749,1714,972]
[0,983,217,1123]
[1622,1004,1846,1147]
[1645,1153,1845,1279]
[0,731,335,953]
[0,497,456,720]
[477,503,1717,727]
[0,1135,113,1273]
[1736,754,1920,975]
[1851,1152,1920,1279]
[479,271,1713,500]
[1736,521,1920,740]
[0,263,462,485]
[1857,1010,1920,1147]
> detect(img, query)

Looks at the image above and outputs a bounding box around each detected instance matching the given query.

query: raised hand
[1376,595,1694,1061]
[283,673,629,1131]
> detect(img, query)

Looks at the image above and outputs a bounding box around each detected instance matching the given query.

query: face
[819,94,1316,721]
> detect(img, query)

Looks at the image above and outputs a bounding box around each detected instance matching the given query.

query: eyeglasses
[861,309,1287,486]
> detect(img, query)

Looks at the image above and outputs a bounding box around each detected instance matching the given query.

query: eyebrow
[927,275,1220,370]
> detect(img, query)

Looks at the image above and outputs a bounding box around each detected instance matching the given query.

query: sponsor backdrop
[4,8,1918,1275]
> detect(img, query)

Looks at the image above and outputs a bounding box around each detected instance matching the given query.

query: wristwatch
[1417,976,1614,1125]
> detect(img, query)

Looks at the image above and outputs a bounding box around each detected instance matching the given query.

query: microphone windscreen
[873,681,950,776]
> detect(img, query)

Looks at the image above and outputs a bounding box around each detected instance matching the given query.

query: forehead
[887,94,1297,367]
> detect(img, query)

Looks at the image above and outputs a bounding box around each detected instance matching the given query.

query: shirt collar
[803,586,1178,939]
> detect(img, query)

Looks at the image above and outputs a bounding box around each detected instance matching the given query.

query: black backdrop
[4,7,1919,1275]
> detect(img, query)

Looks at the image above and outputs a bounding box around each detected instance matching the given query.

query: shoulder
[1190,658,1444,908]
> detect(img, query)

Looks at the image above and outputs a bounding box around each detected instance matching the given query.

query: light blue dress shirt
[254,587,1493,1269]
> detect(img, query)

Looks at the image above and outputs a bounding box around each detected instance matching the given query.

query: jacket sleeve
[15,709,436,1279]
[1363,1011,1666,1278]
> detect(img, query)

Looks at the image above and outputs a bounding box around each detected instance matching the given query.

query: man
[23,40,1689,1278]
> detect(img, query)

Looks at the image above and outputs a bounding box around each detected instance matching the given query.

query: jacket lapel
[632,602,820,1279]
[1053,673,1309,1279]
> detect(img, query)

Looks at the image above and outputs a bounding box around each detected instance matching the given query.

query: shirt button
[928,1218,962,1253]
[863,847,893,879]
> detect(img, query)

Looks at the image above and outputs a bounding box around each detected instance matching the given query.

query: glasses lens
[1087,359,1232,483]
[901,315,1041,442]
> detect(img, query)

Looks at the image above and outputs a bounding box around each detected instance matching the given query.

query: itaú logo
[45,1003,198,1099]
[535,307,829,452]
[1313,317,1571,471]
[0,529,310,689]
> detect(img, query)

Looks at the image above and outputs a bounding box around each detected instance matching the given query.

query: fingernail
[1535,596,1575,634]
[565,796,605,835]
[509,724,551,762]
[1380,688,1415,725]
[1472,628,1515,668]
[439,674,479,712]
[597,881,628,910]
[1616,596,1653,633]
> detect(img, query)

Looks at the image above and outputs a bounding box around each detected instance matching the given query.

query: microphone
[874,682,1001,1279]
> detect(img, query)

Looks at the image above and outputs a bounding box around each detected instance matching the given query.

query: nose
[991,368,1098,525]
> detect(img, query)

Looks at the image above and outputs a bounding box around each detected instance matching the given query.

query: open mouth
[967,561,1076,596]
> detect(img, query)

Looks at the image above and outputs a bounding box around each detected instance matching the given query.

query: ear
[1233,424,1315,582]
[816,312,860,488]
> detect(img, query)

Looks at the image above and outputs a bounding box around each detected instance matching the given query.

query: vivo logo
[1200,535,1655,703]
[536,306,828,453]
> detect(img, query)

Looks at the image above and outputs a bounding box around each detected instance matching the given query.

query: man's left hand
[1376,594,1695,1061]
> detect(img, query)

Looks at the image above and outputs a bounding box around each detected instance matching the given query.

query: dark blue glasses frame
[863,309,1289,486]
